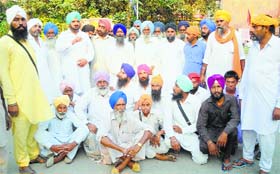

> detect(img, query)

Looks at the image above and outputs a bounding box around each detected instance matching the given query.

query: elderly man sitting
[97,91,153,174]
[35,95,88,167]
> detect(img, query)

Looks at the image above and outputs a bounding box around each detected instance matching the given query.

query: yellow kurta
[0,33,53,124]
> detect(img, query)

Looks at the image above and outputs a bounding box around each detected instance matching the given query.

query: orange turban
[214,10,231,22]
[139,94,153,105]
[186,26,200,37]
[251,14,278,28]
[151,74,163,86]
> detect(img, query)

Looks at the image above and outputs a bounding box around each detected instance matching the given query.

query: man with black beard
[136,64,151,93]
[188,73,209,103]
[150,74,166,114]
[199,19,216,43]
[197,74,239,172]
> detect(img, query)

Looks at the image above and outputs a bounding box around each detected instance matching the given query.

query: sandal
[30,156,46,164]
[131,162,141,172]
[222,162,232,171]
[232,158,254,168]
[45,155,54,168]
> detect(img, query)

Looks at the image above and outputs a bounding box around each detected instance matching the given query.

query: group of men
[0,4,280,174]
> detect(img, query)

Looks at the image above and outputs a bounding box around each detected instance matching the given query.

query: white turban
[27,18,43,31]
[6,5,27,25]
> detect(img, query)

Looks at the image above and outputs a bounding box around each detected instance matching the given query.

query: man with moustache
[197,74,239,171]
[127,27,139,49]
[56,11,94,95]
[188,73,209,103]
[199,19,216,43]
[0,5,52,174]
[136,64,151,94]
[200,10,245,85]
[177,21,189,42]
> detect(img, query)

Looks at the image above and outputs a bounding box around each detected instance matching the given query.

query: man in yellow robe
[0,5,52,174]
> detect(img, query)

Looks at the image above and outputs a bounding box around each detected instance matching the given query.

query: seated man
[35,95,88,167]
[60,80,80,113]
[188,73,209,103]
[98,91,152,174]
[164,75,208,165]
[197,74,240,171]
[135,94,175,161]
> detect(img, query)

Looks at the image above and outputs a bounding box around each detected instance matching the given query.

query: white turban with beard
[6,5,27,25]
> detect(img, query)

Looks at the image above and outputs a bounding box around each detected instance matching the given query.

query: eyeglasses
[215,20,224,23]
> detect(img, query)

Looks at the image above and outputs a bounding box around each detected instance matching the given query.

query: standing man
[199,19,216,43]
[200,10,245,84]
[56,11,94,95]
[177,21,189,41]
[233,14,280,174]
[0,5,52,174]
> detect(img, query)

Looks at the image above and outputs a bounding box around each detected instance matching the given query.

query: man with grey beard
[127,27,140,49]
[200,10,245,86]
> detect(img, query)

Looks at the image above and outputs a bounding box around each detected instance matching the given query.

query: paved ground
[7,133,280,174]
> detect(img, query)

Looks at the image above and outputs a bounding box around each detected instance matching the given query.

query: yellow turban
[214,10,231,22]
[186,26,200,37]
[251,14,279,28]
[54,95,70,108]
[151,74,163,86]
[139,94,153,105]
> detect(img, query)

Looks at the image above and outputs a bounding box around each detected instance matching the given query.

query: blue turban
[140,21,154,35]
[178,21,190,29]
[109,91,127,109]
[133,19,142,26]
[154,21,165,32]
[127,27,140,37]
[66,11,81,25]
[121,63,135,79]
[113,23,127,36]
[43,22,59,36]
[200,19,216,33]
[165,22,177,32]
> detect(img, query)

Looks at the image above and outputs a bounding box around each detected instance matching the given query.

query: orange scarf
[215,27,242,77]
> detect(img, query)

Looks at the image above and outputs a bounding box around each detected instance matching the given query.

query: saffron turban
[151,74,163,86]
[43,22,59,36]
[186,26,200,37]
[154,21,165,32]
[109,91,127,109]
[200,19,216,33]
[137,64,151,75]
[127,27,140,37]
[113,23,127,36]
[141,21,154,35]
[165,22,177,32]
[207,74,225,89]
[60,80,75,93]
[214,10,231,22]
[251,14,279,28]
[121,63,135,79]
[176,75,193,93]
[178,21,190,29]
[98,18,111,31]
[54,95,70,108]
[133,19,142,26]
[66,11,81,25]
[27,18,43,31]
[139,94,153,105]
[6,5,27,25]
[188,73,200,83]
[93,71,110,84]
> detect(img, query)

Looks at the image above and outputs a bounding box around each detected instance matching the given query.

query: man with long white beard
[127,27,139,50]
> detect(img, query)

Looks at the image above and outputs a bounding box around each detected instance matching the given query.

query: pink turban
[207,74,225,89]
[60,80,75,93]
[93,71,110,84]
[188,73,200,83]
[137,64,151,75]
[98,18,111,31]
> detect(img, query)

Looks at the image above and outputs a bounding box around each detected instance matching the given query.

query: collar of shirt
[207,94,232,105]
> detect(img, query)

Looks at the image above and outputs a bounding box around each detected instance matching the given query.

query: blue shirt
[183,40,206,75]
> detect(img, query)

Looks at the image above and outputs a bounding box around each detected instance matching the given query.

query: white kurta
[203,30,245,78]
[193,86,210,103]
[118,82,138,111]
[239,35,280,135]
[56,29,94,94]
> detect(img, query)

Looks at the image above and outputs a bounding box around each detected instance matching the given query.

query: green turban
[66,11,81,25]
[176,75,193,93]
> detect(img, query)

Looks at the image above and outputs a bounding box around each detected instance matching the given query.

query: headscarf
[133,19,142,26]
[178,21,190,29]
[214,10,231,22]
[176,75,193,93]
[98,18,111,31]
[207,74,225,89]
[151,74,163,86]
[54,95,70,108]
[186,26,200,37]
[109,91,127,109]
[60,80,75,93]
[137,64,151,75]
[66,11,81,25]
[127,27,140,37]
[113,23,127,36]
[139,94,153,105]
[154,21,165,32]
[188,73,200,83]
[165,22,177,32]
[27,18,43,31]
[93,71,110,84]
[200,19,216,33]
[43,22,59,36]
[6,5,27,25]
[121,63,135,79]
[251,14,279,28]
[140,21,154,35]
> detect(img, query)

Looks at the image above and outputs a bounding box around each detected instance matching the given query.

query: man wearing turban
[56,11,94,95]
[197,74,240,171]
[232,14,280,174]
[136,64,152,93]
[0,5,52,174]
[200,9,245,86]
[133,19,142,33]
[127,27,139,48]
[153,21,165,40]
[164,75,208,165]
[35,95,88,168]
[199,19,216,42]
[98,91,152,174]
[177,20,190,42]
[188,73,209,103]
